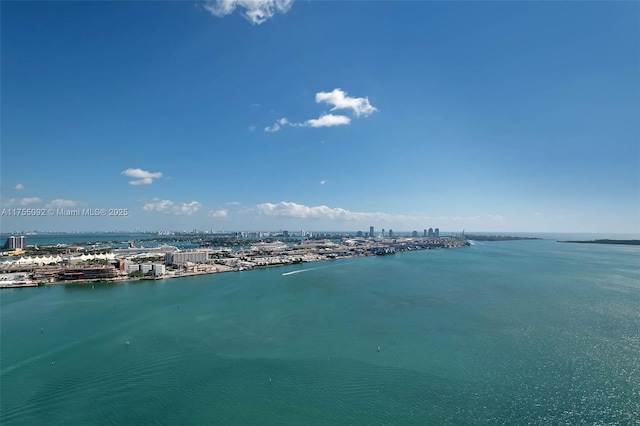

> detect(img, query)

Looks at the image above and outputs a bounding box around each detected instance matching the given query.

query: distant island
[464,234,540,241]
[559,239,640,246]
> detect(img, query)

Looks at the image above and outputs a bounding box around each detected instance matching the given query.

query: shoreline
[3,244,464,288]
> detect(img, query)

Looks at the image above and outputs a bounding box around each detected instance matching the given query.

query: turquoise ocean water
[1,239,638,424]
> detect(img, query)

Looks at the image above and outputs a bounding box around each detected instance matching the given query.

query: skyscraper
[369,226,374,238]
[3,236,25,250]
[4,236,16,249]
[434,228,440,238]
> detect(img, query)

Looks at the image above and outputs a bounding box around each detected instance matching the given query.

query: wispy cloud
[47,199,81,209]
[320,180,327,185]
[316,88,377,117]
[20,197,42,205]
[265,117,289,132]
[121,168,163,185]
[143,199,201,216]
[209,209,228,218]
[13,183,25,190]
[254,201,503,227]
[3,197,42,207]
[226,201,241,205]
[256,201,391,221]
[203,0,294,25]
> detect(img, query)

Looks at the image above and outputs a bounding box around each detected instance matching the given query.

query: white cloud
[304,114,351,128]
[143,198,201,216]
[143,199,173,213]
[226,201,241,205]
[203,0,294,25]
[316,88,377,117]
[4,197,43,206]
[320,180,326,185]
[19,197,42,205]
[209,209,228,218]
[13,183,25,190]
[121,168,163,185]
[249,124,256,131]
[130,177,154,185]
[47,199,80,208]
[254,201,502,229]
[256,201,391,221]
[263,89,374,131]
[265,117,289,132]
[173,201,202,216]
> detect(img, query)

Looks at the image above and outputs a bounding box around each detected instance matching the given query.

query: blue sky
[1,0,638,234]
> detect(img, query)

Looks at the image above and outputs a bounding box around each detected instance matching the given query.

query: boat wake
[282,266,327,276]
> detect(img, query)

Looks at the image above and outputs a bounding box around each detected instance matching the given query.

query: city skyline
[1,1,638,234]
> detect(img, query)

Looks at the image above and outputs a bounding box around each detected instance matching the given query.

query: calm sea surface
[1,239,638,424]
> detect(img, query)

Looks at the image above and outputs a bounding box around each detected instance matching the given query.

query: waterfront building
[4,236,16,249]
[140,264,153,274]
[428,228,434,237]
[423,229,427,237]
[4,236,25,250]
[382,229,385,238]
[369,226,374,238]
[356,231,363,237]
[412,231,418,237]
[152,264,165,276]
[58,266,118,281]
[435,228,440,238]
[389,229,394,238]
[165,251,208,266]
[124,262,165,276]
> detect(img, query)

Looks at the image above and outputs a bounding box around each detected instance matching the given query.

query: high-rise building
[356,231,363,237]
[412,230,418,237]
[423,229,427,237]
[4,236,25,250]
[381,229,385,238]
[369,226,374,238]
[4,236,16,249]
[428,228,434,237]
[434,228,440,238]
[389,229,394,238]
